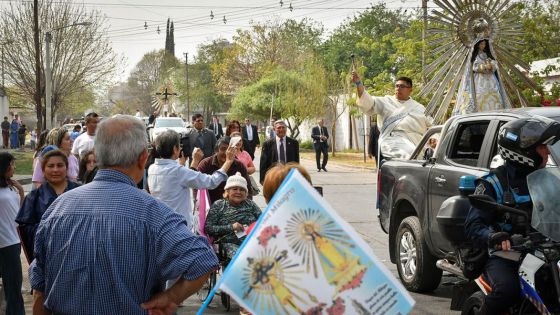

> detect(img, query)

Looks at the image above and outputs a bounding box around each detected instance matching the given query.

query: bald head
[95,115,147,168]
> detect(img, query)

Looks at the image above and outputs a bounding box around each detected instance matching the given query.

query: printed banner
[198,170,414,315]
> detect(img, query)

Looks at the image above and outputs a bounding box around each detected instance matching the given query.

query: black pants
[0,244,25,315]
[481,256,520,314]
[314,142,328,169]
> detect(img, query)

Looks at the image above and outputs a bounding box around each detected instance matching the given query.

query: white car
[149,117,188,142]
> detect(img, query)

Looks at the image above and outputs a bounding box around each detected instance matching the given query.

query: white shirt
[245,125,253,141]
[135,112,142,117]
[71,133,95,158]
[275,135,287,163]
[0,186,21,248]
[357,91,432,146]
[148,158,227,229]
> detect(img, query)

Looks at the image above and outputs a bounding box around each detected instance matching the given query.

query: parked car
[148,117,188,142]
[377,107,560,294]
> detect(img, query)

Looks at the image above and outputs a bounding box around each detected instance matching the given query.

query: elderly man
[259,120,300,183]
[71,112,99,158]
[148,129,237,229]
[352,72,432,160]
[198,136,253,204]
[29,115,218,315]
[184,113,216,159]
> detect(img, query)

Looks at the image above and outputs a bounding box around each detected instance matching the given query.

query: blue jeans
[0,243,25,315]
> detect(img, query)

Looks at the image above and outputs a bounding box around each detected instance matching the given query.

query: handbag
[248,175,260,196]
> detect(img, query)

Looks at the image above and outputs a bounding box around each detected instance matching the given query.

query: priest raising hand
[351,71,432,160]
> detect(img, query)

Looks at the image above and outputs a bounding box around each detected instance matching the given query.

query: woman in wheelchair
[205,172,261,260]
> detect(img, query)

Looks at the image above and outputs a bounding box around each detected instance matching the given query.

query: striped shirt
[29,169,218,314]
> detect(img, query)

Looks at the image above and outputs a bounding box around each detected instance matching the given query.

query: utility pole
[422,0,428,84]
[33,0,43,130]
[186,53,190,119]
[45,32,53,129]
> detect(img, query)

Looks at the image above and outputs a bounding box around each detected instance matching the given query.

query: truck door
[427,119,491,255]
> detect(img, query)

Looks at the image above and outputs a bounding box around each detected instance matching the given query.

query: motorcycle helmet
[498,116,560,168]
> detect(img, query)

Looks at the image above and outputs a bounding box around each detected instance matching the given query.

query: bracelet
[355,81,362,87]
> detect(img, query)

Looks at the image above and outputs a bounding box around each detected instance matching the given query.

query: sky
[72,0,427,81]
[0,0,430,81]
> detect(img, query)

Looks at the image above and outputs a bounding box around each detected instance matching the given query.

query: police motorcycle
[435,165,560,314]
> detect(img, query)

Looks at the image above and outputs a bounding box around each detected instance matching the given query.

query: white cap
[224,172,248,191]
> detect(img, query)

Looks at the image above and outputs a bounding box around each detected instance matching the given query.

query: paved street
[177,154,461,314]
[8,152,459,314]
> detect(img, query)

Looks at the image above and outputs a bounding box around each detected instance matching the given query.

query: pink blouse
[236,151,254,170]
[32,154,79,183]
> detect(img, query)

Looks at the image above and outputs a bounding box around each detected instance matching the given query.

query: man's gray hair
[95,115,147,168]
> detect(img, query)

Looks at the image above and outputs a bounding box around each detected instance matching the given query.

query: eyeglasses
[395,84,411,89]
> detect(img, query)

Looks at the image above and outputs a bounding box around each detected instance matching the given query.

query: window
[449,122,489,167]
[414,132,441,161]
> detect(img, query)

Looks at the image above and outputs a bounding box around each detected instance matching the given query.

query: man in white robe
[352,72,433,159]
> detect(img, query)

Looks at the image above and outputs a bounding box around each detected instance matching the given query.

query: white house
[530,57,560,93]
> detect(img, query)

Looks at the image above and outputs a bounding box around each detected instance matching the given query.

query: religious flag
[198,170,415,315]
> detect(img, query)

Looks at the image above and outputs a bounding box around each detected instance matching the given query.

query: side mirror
[422,157,436,167]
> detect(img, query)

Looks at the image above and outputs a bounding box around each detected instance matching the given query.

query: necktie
[319,126,323,142]
[279,138,286,163]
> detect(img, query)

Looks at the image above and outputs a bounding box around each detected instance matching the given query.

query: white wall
[0,95,9,120]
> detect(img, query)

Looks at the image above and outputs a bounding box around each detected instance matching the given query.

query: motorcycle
[435,167,560,314]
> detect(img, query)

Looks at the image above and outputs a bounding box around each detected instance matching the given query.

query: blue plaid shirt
[29,169,219,315]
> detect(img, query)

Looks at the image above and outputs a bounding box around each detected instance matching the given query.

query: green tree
[230,58,326,139]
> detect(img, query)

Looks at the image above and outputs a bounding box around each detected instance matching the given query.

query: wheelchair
[196,241,232,311]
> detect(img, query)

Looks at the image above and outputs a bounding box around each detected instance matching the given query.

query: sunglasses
[395,84,411,89]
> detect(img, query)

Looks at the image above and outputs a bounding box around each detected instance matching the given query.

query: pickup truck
[378,107,560,292]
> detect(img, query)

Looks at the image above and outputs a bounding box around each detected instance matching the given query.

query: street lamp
[45,21,91,129]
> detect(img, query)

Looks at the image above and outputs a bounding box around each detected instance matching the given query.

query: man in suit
[208,115,223,139]
[184,113,216,159]
[242,117,260,160]
[259,120,299,183]
[311,119,329,172]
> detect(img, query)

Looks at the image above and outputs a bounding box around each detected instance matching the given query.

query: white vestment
[357,92,433,159]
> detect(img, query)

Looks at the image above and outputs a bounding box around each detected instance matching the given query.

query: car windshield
[528,167,560,241]
[155,118,183,128]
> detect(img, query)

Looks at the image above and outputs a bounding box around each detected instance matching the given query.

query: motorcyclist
[465,116,560,314]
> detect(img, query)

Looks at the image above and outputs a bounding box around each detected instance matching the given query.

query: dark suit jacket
[208,122,223,139]
[368,125,380,162]
[311,125,329,148]
[259,136,299,183]
[242,124,260,152]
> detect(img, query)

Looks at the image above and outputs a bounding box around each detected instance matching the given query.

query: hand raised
[192,147,204,161]
[351,71,360,83]
[225,146,237,161]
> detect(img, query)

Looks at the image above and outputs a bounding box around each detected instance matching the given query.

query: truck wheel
[395,216,442,292]
[461,291,484,315]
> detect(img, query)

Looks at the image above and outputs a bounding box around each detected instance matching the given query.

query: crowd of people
[0,109,324,314]
[1,115,34,151]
